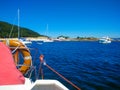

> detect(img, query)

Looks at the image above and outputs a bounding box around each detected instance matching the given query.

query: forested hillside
[0,21,43,38]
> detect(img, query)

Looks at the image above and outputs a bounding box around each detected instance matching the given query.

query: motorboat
[99,36,111,43]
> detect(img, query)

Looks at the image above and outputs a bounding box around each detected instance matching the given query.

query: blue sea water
[28,41,120,90]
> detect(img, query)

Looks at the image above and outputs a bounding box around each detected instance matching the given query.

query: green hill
[0,21,43,38]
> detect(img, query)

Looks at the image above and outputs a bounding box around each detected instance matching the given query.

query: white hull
[43,39,53,42]
[21,41,32,44]
[19,39,32,45]
[0,78,68,90]
[99,40,111,43]
[99,37,111,44]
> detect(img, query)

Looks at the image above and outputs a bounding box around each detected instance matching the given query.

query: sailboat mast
[18,9,20,39]
[46,24,48,36]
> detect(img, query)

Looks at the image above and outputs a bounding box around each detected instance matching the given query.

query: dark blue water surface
[29,41,120,90]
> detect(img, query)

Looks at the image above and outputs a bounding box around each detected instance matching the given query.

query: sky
[0,0,120,38]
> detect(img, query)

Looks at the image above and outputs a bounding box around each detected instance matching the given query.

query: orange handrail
[39,55,81,90]
[45,64,81,90]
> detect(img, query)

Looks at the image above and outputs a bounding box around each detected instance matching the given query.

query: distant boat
[17,9,32,45]
[99,36,111,43]
[43,38,54,42]
[19,38,32,45]
[43,24,54,43]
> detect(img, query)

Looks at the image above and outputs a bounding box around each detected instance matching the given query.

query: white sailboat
[43,24,53,42]
[17,9,32,45]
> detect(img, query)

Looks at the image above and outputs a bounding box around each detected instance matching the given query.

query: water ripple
[29,41,120,90]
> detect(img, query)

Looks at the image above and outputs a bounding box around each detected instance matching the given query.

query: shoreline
[0,37,120,42]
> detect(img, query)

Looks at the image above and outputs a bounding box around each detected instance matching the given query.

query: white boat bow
[0,78,68,90]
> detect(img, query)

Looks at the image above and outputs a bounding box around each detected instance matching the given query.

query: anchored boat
[99,36,111,44]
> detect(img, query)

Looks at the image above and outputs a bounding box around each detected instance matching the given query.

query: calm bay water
[29,41,120,90]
